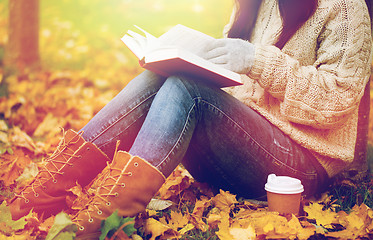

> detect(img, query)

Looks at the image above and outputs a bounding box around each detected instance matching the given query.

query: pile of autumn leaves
[0,70,373,240]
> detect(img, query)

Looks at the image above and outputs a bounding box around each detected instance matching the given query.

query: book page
[121,34,144,59]
[133,25,161,53]
[158,24,214,58]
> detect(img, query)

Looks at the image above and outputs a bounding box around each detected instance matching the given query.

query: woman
[8,0,372,238]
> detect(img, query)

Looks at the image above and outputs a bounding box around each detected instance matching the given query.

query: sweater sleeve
[248,0,372,129]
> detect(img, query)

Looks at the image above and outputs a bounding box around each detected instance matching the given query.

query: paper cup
[265,174,304,215]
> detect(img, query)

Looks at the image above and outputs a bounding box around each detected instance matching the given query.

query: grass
[324,144,373,213]
[179,228,219,240]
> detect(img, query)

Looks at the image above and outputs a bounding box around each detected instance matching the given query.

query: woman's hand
[204,38,255,74]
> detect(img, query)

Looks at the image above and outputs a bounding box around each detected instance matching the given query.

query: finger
[208,55,228,65]
[204,39,227,52]
[204,47,227,60]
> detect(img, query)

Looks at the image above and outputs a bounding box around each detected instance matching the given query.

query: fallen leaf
[0,149,32,186]
[45,212,76,240]
[189,196,211,231]
[215,212,233,240]
[0,201,31,234]
[99,211,135,240]
[144,218,180,240]
[229,225,256,240]
[211,189,238,213]
[16,162,39,183]
[158,166,192,200]
[8,127,36,153]
[146,198,173,211]
[304,202,339,227]
[167,211,189,231]
[178,223,195,235]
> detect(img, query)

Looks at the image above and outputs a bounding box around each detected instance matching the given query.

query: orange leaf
[0,149,32,186]
[211,189,238,213]
[9,127,36,153]
[157,166,192,200]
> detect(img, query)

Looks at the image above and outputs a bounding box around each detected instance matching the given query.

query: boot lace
[15,129,84,202]
[74,154,134,230]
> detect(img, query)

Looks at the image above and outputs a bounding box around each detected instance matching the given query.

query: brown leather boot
[72,151,166,239]
[8,129,110,220]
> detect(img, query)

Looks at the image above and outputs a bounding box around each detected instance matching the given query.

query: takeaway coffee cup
[265,174,304,215]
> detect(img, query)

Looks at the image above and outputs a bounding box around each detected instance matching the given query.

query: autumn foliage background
[1,0,373,239]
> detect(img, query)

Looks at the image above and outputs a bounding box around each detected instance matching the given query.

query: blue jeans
[81,70,328,199]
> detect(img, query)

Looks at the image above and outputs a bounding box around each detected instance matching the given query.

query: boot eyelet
[128,172,133,176]
[87,147,90,151]
[114,192,119,197]
[106,202,111,206]
[121,183,125,188]
[97,210,103,215]
[53,179,57,183]
[42,186,47,189]
[88,218,94,223]
[25,199,30,203]
[134,162,139,167]
[34,193,39,197]
[79,226,85,231]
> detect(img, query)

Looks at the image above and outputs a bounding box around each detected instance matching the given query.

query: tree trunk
[5,0,40,71]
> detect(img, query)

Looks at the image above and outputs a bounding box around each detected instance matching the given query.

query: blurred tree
[5,0,40,71]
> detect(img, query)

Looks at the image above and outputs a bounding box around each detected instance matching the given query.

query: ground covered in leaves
[0,64,372,240]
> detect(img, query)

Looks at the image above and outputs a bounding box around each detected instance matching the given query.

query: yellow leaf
[216,212,232,240]
[0,120,8,131]
[229,225,256,240]
[288,214,303,231]
[0,201,33,234]
[0,131,8,144]
[33,113,66,139]
[9,127,36,152]
[345,211,364,230]
[158,166,192,199]
[190,195,211,230]
[304,202,339,226]
[192,196,211,218]
[263,222,274,233]
[168,211,189,230]
[216,227,233,240]
[188,195,211,231]
[16,162,39,183]
[145,218,180,240]
[179,223,195,235]
[146,209,158,217]
[212,189,238,213]
[207,212,222,227]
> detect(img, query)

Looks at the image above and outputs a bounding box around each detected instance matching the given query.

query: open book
[121,24,242,88]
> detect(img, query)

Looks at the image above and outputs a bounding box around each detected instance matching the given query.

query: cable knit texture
[223,0,372,177]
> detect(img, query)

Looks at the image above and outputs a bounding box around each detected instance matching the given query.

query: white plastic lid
[265,174,304,194]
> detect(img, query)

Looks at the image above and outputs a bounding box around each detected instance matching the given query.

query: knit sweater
[223,0,372,177]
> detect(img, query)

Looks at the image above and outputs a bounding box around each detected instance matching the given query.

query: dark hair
[228,0,372,49]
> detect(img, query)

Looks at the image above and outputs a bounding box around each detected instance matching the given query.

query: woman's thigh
[81,70,165,159]
[177,77,326,199]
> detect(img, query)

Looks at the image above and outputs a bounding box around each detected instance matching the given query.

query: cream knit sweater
[223,0,372,177]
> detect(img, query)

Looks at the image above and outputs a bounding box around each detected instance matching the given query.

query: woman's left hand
[203,38,255,74]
